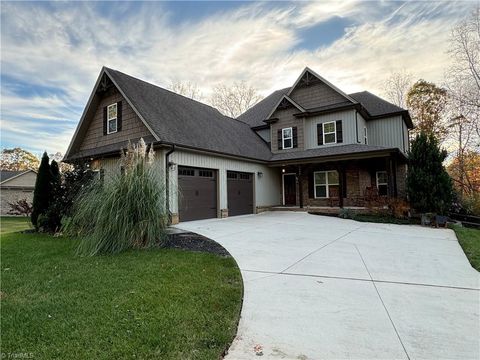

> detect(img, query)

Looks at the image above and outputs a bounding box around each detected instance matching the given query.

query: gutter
[165,144,175,223]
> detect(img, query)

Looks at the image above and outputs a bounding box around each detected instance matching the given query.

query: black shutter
[103,106,107,135]
[336,120,343,143]
[292,127,298,148]
[317,123,323,145]
[277,129,283,150]
[117,101,123,131]
[308,171,314,198]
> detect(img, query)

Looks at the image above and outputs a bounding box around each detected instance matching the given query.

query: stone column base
[220,209,228,218]
[170,213,179,225]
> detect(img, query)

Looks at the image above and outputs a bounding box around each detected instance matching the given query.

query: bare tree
[168,80,203,101]
[210,81,262,118]
[382,70,413,108]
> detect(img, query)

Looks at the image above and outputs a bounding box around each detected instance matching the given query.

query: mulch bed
[163,232,231,257]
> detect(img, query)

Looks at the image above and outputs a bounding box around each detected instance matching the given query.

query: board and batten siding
[367,115,408,153]
[79,87,152,151]
[304,110,357,149]
[164,149,281,215]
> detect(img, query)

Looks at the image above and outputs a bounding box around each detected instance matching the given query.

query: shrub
[406,132,453,215]
[64,139,167,256]
[31,152,52,227]
[8,199,33,216]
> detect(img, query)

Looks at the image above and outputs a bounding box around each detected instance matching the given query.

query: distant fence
[449,213,480,229]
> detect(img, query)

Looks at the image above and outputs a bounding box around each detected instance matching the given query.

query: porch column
[298,165,304,208]
[386,156,397,197]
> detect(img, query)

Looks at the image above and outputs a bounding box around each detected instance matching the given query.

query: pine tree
[407,133,453,214]
[31,152,52,227]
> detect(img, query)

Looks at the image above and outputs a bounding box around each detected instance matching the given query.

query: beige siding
[290,82,346,109]
[304,110,357,149]
[270,107,304,153]
[166,149,281,215]
[1,171,36,187]
[1,189,34,215]
[367,116,407,153]
[79,87,152,151]
[97,149,281,220]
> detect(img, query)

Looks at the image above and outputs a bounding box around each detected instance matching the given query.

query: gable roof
[0,170,36,185]
[287,67,357,104]
[65,67,272,161]
[239,83,412,129]
[237,87,289,128]
[264,94,306,121]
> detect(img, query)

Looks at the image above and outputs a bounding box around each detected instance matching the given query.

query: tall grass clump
[64,139,167,256]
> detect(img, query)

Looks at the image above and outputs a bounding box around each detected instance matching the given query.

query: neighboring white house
[0,170,37,215]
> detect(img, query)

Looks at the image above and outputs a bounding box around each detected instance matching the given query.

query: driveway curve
[175,211,479,360]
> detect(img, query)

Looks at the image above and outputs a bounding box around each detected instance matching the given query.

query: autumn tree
[168,80,203,101]
[447,150,480,197]
[406,80,448,140]
[382,70,413,108]
[0,147,39,171]
[210,81,262,118]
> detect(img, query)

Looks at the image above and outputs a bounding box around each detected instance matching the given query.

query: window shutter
[317,123,323,145]
[308,171,314,198]
[277,129,283,150]
[117,101,123,131]
[103,106,107,135]
[292,127,298,148]
[336,120,343,143]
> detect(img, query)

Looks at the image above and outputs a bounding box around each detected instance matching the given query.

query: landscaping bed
[1,217,243,359]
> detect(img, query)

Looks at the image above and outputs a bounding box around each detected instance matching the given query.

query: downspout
[165,144,175,223]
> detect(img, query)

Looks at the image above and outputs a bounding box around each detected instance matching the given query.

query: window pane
[323,122,335,133]
[329,185,339,198]
[324,133,336,144]
[108,104,117,120]
[377,171,388,184]
[315,185,326,198]
[283,128,292,138]
[108,119,117,133]
[315,172,326,185]
[283,138,292,148]
[378,184,388,196]
[328,171,339,184]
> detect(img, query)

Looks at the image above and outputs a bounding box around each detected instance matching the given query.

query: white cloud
[0,1,475,154]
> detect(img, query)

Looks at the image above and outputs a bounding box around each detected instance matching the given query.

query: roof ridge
[105,67,224,116]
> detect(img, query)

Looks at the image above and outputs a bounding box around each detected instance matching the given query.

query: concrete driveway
[175,212,479,360]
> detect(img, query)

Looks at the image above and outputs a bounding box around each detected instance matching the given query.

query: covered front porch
[272,152,407,209]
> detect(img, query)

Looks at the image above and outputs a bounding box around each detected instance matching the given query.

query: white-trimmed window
[376,171,388,196]
[314,170,339,198]
[282,127,293,149]
[107,103,118,134]
[364,127,368,144]
[323,121,336,144]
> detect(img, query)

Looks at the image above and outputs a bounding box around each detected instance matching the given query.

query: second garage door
[227,171,254,216]
[178,166,217,222]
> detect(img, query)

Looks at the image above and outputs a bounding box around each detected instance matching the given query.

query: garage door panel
[178,167,217,222]
[227,171,254,216]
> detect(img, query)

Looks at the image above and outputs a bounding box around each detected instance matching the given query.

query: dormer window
[282,127,293,149]
[107,103,118,134]
[323,121,336,144]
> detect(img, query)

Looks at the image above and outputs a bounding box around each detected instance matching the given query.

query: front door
[283,174,296,206]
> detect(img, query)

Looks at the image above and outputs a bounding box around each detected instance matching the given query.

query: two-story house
[65,67,412,223]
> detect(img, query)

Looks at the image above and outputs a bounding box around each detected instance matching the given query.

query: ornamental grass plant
[64,139,167,255]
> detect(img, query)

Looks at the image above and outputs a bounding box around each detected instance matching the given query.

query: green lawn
[0,217,242,359]
[1,216,32,234]
[452,225,480,271]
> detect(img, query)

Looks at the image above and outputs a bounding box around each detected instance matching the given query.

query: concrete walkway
[175,212,479,360]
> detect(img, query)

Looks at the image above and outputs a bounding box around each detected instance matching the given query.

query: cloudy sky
[0,1,475,156]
